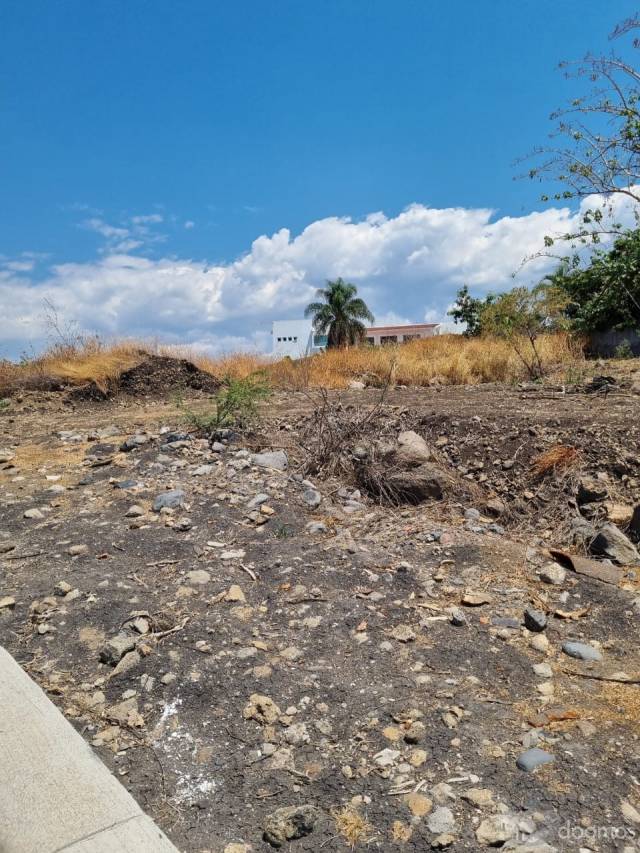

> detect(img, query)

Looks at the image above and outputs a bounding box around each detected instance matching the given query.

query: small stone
[530,634,549,652]
[476,815,517,846]
[461,591,492,606]
[408,749,428,767]
[252,450,288,471]
[152,489,185,511]
[427,807,455,835]
[243,694,281,725]
[302,488,321,508]
[391,624,416,643]
[67,544,89,556]
[539,564,566,585]
[621,800,640,825]
[186,569,210,585]
[562,641,602,661]
[24,508,44,520]
[0,596,16,609]
[461,788,494,808]
[160,672,176,685]
[225,585,246,602]
[283,722,309,745]
[373,748,400,768]
[524,607,547,632]
[263,804,319,847]
[449,608,467,627]
[405,792,432,817]
[533,662,553,679]
[125,505,145,518]
[516,748,555,772]
[99,633,136,665]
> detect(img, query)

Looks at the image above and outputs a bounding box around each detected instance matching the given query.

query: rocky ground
[2,376,640,852]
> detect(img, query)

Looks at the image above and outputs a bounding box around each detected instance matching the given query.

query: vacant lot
[2,369,640,852]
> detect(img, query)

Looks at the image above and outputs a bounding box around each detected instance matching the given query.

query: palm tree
[304,278,375,348]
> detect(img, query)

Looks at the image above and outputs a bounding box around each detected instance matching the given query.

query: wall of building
[364,324,440,346]
[272,320,327,358]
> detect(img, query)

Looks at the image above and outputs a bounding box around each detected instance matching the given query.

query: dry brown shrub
[531,445,580,479]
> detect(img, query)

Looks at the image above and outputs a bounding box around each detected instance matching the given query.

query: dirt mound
[68,355,221,401]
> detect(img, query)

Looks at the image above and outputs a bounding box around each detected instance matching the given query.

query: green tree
[448,285,495,336]
[545,228,640,332]
[304,278,375,348]
[480,284,570,379]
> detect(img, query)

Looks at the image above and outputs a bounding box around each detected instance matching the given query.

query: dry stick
[562,668,640,684]
[239,563,258,581]
[151,616,189,640]
[3,552,42,560]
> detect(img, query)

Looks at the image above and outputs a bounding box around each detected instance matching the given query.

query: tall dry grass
[1,333,585,396]
[267,332,585,389]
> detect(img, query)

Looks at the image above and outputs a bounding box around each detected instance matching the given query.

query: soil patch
[68,355,221,401]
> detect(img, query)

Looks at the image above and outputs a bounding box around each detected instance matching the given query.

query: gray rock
[384,462,447,502]
[427,806,456,835]
[562,641,602,661]
[395,430,434,466]
[590,523,639,565]
[524,607,547,633]
[476,815,517,846]
[120,434,149,452]
[302,488,321,508]
[348,380,366,390]
[125,504,144,518]
[449,608,467,627]
[577,477,608,505]
[263,805,319,847]
[99,633,136,666]
[24,508,44,520]
[192,464,215,476]
[306,521,328,534]
[539,564,566,585]
[252,450,288,471]
[532,662,553,678]
[516,748,554,772]
[186,570,210,585]
[152,489,185,511]
[247,493,269,509]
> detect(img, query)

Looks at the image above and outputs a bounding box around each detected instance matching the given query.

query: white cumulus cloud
[1,196,634,359]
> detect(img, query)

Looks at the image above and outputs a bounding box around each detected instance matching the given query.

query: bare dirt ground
[2,377,640,852]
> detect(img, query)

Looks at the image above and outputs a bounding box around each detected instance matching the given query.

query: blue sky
[1,1,638,356]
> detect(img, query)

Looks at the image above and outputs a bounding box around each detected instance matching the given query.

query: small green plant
[614,339,634,359]
[563,364,587,387]
[272,522,294,539]
[0,398,10,412]
[180,373,270,432]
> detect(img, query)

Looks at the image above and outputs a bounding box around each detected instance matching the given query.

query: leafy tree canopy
[544,228,640,332]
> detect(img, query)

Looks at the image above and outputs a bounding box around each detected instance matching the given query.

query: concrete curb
[0,645,179,852]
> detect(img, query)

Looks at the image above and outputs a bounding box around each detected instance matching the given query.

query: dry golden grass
[1,332,586,395]
[267,332,584,389]
[332,805,372,848]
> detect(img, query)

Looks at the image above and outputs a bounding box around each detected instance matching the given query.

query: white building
[272,319,327,358]
[272,319,441,358]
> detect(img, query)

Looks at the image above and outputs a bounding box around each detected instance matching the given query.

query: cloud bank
[0,197,630,358]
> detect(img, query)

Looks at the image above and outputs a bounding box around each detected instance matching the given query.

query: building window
[293,336,298,342]
[277,337,281,342]
[313,334,328,347]
[402,334,420,341]
[365,337,375,346]
[380,335,397,345]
